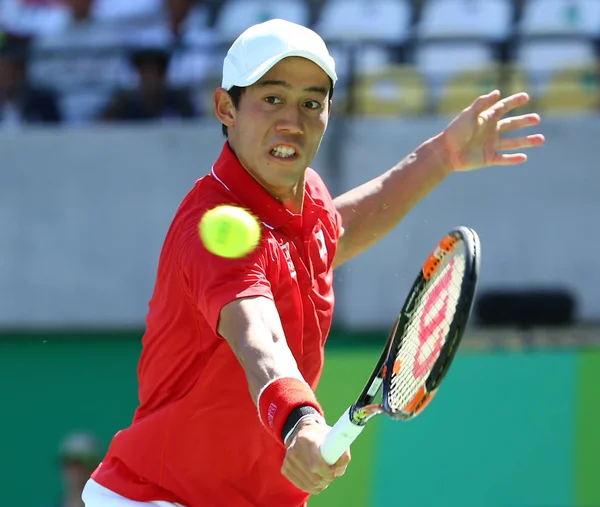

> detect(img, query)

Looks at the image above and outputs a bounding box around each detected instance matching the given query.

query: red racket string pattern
[413,257,456,379]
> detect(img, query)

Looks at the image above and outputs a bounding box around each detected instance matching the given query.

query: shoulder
[305,167,342,233]
[177,171,236,215]
[305,168,336,209]
[172,176,279,269]
[305,167,330,192]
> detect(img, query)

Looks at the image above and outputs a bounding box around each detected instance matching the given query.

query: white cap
[222,19,337,91]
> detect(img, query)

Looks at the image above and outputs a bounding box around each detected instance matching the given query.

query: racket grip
[320,407,365,465]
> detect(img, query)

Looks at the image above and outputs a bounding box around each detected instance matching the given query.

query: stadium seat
[414,41,495,99]
[515,38,597,96]
[516,39,596,75]
[328,44,395,81]
[537,64,600,114]
[348,65,428,117]
[315,0,411,80]
[315,0,411,44]
[90,0,165,25]
[91,0,171,47]
[214,0,310,43]
[59,90,115,125]
[0,0,69,37]
[415,41,495,79]
[436,64,528,116]
[168,4,219,88]
[30,20,131,123]
[418,0,513,42]
[518,0,600,38]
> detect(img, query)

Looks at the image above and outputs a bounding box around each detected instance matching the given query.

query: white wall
[335,117,597,325]
[0,117,596,327]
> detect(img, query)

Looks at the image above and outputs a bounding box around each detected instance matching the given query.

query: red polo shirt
[92,143,342,507]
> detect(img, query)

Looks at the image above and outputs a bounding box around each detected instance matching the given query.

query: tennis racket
[320,226,481,465]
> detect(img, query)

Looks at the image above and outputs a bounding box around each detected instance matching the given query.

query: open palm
[442,90,546,173]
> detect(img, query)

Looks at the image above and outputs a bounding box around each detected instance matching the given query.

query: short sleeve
[176,206,275,334]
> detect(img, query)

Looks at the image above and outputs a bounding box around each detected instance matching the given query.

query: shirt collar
[212,142,318,232]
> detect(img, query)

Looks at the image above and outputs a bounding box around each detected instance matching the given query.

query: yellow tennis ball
[199,205,261,258]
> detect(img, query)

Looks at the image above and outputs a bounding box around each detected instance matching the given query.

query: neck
[250,173,305,214]
[229,143,306,213]
[275,178,305,214]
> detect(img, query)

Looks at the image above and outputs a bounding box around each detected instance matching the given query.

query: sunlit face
[216,57,332,199]
[0,56,24,94]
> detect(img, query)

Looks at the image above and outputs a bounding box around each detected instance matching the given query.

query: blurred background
[1,0,598,506]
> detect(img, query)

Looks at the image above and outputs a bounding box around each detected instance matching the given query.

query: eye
[305,100,322,110]
[265,96,282,104]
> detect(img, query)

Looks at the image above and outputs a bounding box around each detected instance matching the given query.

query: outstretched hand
[441,90,545,172]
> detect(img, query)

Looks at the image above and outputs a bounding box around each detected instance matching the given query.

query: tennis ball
[199,205,261,258]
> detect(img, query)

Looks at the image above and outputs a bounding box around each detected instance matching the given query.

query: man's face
[66,0,93,21]
[0,56,24,94]
[224,57,332,195]
[137,61,166,94]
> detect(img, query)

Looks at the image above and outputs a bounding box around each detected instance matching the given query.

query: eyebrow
[257,79,329,95]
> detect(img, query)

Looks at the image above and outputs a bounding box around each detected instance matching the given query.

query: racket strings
[387,243,467,413]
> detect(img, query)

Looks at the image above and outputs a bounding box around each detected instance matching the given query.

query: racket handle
[320,407,365,465]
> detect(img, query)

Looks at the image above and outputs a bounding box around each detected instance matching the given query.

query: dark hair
[221,86,245,138]
[221,78,335,138]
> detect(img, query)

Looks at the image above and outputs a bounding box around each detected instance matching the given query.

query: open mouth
[269,145,299,161]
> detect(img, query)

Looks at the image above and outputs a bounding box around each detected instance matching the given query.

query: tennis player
[82,19,544,507]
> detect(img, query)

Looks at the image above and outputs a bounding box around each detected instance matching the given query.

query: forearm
[235,337,304,403]
[235,337,323,442]
[218,297,323,442]
[218,297,305,402]
[333,134,451,268]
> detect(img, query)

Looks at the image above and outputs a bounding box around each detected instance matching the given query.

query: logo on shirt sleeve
[315,229,327,260]
[281,242,297,277]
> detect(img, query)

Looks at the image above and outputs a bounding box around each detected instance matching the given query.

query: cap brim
[223,49,337,90]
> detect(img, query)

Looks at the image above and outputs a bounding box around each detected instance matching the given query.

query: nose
[275,104,303,135]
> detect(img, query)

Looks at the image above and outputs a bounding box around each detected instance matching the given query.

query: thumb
[334,449,351,476]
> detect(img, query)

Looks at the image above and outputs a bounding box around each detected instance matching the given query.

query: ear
[214,88,236,129]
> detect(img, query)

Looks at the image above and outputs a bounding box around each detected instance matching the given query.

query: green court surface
[1,331,599,507]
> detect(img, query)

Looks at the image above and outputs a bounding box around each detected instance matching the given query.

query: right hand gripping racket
[321,226,481,465]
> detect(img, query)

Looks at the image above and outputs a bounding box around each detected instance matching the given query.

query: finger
[498,113,541,134]
[334,450,351,477]
[306,453,336,480]
[499,134,546,151]
[290,458,331,487]
[478,92,531,126]
[471,89,501,115]
[282,463,327,494]
[499,92,533,117]
[334,464,348,477]
[287,451,333,484]
[282,466,313,494]
[491,153,529,166]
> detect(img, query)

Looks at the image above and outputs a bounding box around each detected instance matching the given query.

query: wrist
[422,132,454,178]
[257,377,323,445]
[282,405,324,445]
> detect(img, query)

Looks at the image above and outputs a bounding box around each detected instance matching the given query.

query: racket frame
[320,227,480,464]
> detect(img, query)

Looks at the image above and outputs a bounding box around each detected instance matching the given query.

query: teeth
[271,146,296,158]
